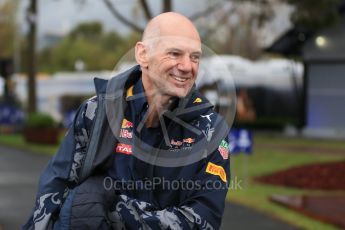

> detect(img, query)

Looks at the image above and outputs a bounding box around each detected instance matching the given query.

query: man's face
[144,36,202,98]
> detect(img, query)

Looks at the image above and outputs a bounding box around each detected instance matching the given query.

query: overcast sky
[17,0,292,47]
[18,0,209,36]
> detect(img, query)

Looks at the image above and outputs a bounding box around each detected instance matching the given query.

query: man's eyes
[168,51,181,57]
[190,54,201,62]
[167,51,201,63]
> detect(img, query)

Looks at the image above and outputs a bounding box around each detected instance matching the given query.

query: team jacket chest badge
[218,139,229,160]
[116,119,134,155]
[120,119,133,139]
[116,143,132,155]
[206,162,227,182]
[169,138,195,151]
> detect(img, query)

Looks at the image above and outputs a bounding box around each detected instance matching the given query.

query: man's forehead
[155,36,202,52]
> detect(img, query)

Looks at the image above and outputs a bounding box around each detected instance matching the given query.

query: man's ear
[135,42,149,68]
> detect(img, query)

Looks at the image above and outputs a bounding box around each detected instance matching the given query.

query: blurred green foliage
[25,112,57,128]
[0,0,17,58]
[37,21,140,73]
[284,0,343,28]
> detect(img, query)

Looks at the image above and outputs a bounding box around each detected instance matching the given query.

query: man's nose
[177,55,193,72]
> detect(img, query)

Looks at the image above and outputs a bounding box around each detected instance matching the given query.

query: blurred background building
[267,1,345,138]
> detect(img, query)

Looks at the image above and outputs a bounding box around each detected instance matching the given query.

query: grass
[228,133,345,230]
[0,134,58,155]
[255,132,345,150]
[1,132,345,229]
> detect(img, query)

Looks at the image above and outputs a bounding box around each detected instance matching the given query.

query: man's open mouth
[170,74,190,83]
[174,76,187,82]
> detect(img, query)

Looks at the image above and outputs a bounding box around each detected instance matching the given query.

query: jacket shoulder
[74,96,98,135]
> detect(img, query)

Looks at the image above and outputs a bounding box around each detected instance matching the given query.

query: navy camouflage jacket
[23,65,231,230]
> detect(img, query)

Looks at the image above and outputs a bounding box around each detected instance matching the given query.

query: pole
[27,0,37,113]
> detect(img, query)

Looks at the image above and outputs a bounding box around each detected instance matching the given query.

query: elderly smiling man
[24,12,230,230]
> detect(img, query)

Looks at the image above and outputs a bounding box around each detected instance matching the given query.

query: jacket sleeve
[22,98,97,230]
[109,137,231,230]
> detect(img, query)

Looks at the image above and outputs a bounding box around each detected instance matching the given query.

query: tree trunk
[139,0,152,20]
[27,0,37,113]
[162,0,172,12]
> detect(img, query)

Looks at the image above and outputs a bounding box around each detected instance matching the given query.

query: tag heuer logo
[116,143,132,155]
[218,139,229,160]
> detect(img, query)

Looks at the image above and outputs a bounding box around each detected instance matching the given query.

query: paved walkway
[0,145,298,230]
[221,202,298,230]
[0,145,50,229]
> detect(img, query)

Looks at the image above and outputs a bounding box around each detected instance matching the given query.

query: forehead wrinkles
[164,38,201,56]
[146,36,201,55]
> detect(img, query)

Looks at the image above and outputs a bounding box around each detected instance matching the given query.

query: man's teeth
[174,76,187,82]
